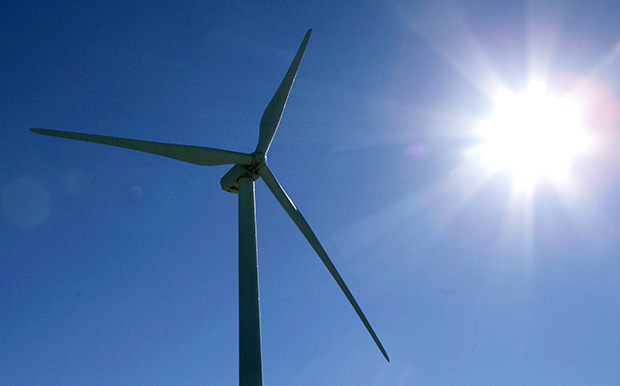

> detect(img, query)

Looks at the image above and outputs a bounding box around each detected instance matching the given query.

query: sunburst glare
[475,81,591,191]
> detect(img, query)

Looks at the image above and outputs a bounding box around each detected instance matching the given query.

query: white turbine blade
[30,128,253,166]
[258,165,390,362]
[255,29,312,155]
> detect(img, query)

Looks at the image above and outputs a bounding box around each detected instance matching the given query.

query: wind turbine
[30,29,389,385]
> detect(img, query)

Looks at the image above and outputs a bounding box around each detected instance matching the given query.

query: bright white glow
[477,82,590,189]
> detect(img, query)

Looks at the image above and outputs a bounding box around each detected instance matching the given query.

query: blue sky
[2,1,620,385]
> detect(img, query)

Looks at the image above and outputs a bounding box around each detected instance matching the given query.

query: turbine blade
[258,165,390,362]
[255,29,312,155]
[30,128,253,166]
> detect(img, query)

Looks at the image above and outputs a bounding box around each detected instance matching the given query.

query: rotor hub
[250,152,267,172]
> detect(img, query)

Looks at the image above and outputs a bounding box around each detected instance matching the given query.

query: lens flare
[476,82,591,190]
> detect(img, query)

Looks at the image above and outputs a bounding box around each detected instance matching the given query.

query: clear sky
[2,1,620,385]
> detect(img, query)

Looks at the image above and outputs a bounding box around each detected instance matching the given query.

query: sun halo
[476,82,591,191]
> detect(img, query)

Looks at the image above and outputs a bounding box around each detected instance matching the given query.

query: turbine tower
[31,29,389,385]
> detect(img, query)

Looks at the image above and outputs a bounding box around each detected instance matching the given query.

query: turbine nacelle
[220,164,260,193]
[220,151,267,193]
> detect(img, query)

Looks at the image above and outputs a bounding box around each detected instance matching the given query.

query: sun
[476,81,591,190]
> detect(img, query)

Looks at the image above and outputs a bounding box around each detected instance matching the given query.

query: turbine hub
[252,152,267,168]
